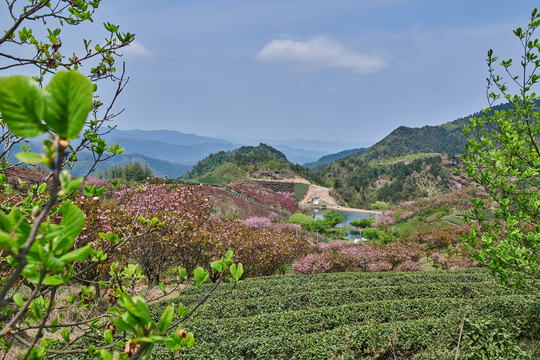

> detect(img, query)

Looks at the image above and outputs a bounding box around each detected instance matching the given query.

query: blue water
[312,209,376,225]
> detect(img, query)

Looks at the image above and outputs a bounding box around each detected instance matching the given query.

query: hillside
[347,101,517,162]
[182,143,317,184]
[309,102,528,208]
[316,153,468,208]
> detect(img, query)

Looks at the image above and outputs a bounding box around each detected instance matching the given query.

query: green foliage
[105,160,153,182]
[322,211,345,227]
[363,227,380,240]
[0,71,243,360]
[458,318,531,360]
[315,151,465,208]
[350,217,374,228]
[371,201,391,210]
[183,143,289,180]
[289,211,347,236]
[0,71,91,143]
[289,212,312,225]
[183,143,319,184]
[145,269,537,359]
[462,8,540,291]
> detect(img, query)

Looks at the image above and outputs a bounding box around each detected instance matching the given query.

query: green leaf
[59,244,91,263]
[164,332,182,351]
[37,183,47,194]
[88,345,97,356]
[83,185,95,197]
[177,303,188,317]
[61,328,70,343]
[183,332,195,348]
[236,263,244,279]
[15,152,47,165]
[41,274,67,286]
[58,201,85,248]
[112,317,134,332]
[0,75,46,137]
[100,350,113,360]
[13,293,25,307]
[193,267,208,284]
[211,260,226,273]
[43,71,93,140]
[159,282,166,294]
[107,307,122,317]
[104,329,113,345]
[157,305,174,333]
[0,212,10,233]
[50,317,58,333]
[119,295,152,325]
[0,230,18,251]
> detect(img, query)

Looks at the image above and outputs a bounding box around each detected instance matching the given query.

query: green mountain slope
[351,101,516,162]
[183,143,316,184]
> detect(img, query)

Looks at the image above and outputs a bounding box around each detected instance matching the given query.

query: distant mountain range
[68,129,345,178]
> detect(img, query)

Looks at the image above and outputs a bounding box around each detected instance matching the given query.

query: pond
[312,209,378,240]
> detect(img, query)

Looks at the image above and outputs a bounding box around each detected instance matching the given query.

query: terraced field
[150,269,540,359]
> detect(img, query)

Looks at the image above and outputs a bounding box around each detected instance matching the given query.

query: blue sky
[3,0,540,147]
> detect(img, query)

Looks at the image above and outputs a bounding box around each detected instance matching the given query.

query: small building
[312,197,319,205]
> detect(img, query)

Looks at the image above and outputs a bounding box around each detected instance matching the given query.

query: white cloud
[121,41,153,57]
[254,36,388,74]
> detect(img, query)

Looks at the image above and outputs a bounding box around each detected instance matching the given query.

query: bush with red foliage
[115,184,213,284]
[292,240,425,274]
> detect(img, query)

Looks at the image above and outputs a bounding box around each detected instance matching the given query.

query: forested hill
[182,143,313,182]
[342,101,518,162]
[304,148,365,169]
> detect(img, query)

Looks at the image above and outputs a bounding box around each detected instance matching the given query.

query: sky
[2,0,540,147]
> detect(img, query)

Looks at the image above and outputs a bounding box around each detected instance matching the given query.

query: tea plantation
[149,269,540,359]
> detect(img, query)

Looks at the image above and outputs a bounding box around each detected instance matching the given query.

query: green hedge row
[156,312,536,359]
[174,269,495,301]
[151,280,516,320]
[177,295,538,343]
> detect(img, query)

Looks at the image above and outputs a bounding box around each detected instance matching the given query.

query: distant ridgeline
[345,100,527,163]
[303,148,366,170]
[182,143,316,185]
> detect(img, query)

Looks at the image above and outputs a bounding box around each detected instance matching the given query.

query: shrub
[363,228,380,240]
[242,216,272,228]
[293,241,424,274]
[350,217,374,228]
[115,184,213,283]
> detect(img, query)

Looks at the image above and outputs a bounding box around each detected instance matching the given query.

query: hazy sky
[4,0,540,146]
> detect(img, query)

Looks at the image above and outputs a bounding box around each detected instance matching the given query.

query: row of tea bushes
[147,269,538,359]
[151,280,517,320]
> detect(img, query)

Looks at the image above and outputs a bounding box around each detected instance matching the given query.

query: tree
[0,0,132,178]
[462,8,540,290]
[0,71,244,359]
